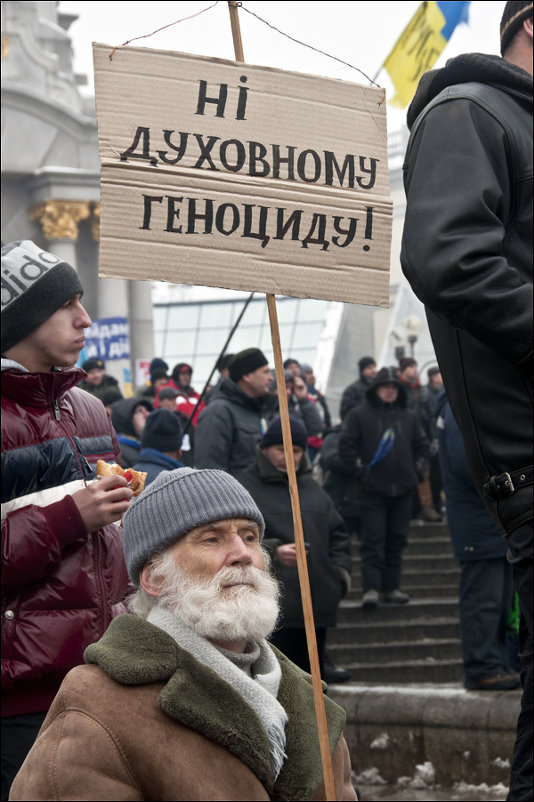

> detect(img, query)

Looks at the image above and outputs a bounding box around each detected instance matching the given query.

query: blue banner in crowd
[84,317,130,361]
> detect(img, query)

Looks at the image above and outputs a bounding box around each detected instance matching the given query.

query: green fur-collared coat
[10,615,356,801]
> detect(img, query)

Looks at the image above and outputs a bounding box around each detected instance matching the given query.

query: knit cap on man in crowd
[1,239,84,355]
[1,240,132,800]
[133,408,185,485]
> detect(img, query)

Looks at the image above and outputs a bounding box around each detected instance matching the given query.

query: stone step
[347,584,459,600]
[407,521,450,538]
[331,637,462,664]
[329,617,460,645]
[401,555,458,571]
[405,531,452,554]
[340,657,465,684]
[338,598,459,623]
[349,567,460,585]
[351,554,458,571]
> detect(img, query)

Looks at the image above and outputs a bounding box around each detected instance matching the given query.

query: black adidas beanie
[1,240,84,353]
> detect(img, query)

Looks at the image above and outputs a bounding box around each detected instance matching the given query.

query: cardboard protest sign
[93,43,392,306]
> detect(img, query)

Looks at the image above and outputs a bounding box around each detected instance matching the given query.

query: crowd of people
[0,239,526,798]
[1,3,532,799]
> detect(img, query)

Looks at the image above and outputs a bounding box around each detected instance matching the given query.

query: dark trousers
[1,712,47,801]
[506,520,533,802]
[430,452,443,511]
[359,493,412,593]
[459,557,514,682]
[270,627,326,678]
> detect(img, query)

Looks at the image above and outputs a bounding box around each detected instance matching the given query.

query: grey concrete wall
[329,685,518,787]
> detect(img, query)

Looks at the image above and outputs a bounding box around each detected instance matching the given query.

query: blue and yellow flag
[384,1,470,107]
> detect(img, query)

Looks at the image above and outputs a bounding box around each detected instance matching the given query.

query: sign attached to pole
[93,43,392,307]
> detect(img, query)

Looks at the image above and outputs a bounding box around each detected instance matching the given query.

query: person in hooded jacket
[339,367,429,609]
[110,397,153,468]
[168,362,205,426]
[400,5,532,798]
[238,417,351,678]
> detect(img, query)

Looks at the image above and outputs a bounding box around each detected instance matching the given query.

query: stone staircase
[326,520,520,789]
[329,521,465,683]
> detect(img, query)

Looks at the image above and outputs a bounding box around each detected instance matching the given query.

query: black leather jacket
[401,53,533,535]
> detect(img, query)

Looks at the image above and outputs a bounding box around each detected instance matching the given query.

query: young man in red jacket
[1,240,133,800]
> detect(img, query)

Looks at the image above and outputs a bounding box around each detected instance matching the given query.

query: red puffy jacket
[1,366,129,718]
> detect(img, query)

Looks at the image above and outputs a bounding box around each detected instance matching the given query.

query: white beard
[153,551,280,644]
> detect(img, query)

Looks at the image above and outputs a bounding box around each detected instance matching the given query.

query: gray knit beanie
[123,467,265,585]
[1,240,84,353]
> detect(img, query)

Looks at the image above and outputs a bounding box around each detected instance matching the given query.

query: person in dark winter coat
[436,390,519,692]
[339,367,429,609]
[400,6,532,798]
[110,397,153,468]
[195,349,273,476]
[1,240,132,799]
[301,364,332,430]
[133,408,184,485]
[266,371,323,438]
[397,357,441,523]
[321,424,361,538]
[77,358,120,400]
[426,367,444,514]
[136,358,169,402]
[157,386,195,467]
[238,417,351,678]
[339,357,377,421]
[203,353,235,405]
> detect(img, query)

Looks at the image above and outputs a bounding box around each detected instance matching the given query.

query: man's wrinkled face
[171,518,265,580]
[142,518,279,643]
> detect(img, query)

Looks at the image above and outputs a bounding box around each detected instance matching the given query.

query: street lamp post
[402,315,425,358]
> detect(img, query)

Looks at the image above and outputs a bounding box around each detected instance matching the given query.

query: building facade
[1,1,435,415]
[1,0,154,387]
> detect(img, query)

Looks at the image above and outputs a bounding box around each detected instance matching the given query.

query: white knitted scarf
[147,606,288,778]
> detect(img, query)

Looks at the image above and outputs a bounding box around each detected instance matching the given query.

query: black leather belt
[483,466,533,500]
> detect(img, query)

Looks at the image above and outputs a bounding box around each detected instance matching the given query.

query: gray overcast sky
[59,0,504,132]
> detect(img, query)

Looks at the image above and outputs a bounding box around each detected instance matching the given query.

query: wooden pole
[227,4,337,799]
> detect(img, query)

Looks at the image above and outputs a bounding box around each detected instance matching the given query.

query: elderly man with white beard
[10,467,357,802]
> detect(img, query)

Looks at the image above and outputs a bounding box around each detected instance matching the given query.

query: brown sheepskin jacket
[10,615,357,801]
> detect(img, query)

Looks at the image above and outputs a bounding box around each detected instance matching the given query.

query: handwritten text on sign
[93,44,392,306]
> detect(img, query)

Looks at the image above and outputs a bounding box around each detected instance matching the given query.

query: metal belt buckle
[490,472,515,497]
